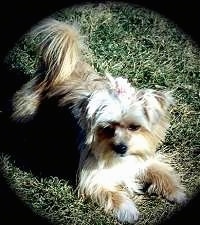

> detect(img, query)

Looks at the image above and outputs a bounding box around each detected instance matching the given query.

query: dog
[11,19,187,223]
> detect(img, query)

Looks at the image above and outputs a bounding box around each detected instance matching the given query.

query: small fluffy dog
[12,19,187,223]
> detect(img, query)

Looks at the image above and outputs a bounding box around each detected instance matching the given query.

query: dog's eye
[128,125,140,131]
[103,126,115,137]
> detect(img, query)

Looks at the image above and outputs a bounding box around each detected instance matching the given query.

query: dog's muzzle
[113,143,127,155]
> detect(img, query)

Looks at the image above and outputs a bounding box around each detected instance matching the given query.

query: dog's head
[86,77,173,162]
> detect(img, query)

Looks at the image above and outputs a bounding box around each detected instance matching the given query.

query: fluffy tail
[31,18,81,85]
[12,18,82,121]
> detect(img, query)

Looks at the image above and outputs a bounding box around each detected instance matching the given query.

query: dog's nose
[114,143,127,155]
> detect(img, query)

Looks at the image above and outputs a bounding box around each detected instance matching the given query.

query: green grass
[1,2,200,225]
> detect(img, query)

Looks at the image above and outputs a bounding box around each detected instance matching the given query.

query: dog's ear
[137,89,174,126]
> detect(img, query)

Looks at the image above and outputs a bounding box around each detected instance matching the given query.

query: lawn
[1,2,200,225]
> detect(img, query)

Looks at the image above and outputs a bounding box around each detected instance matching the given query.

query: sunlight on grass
[1,2,200,225]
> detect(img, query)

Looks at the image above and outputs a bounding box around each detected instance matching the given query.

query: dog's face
[86,85,173,161]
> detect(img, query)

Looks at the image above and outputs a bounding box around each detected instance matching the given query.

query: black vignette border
[0,1,199,225]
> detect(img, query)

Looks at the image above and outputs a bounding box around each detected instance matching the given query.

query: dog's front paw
[113,198,139,224]
[166,189,188,205]
[147,183,188,205]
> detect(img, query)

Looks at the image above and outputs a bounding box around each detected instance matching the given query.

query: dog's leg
[140,159,187,204]
[79,185,139,223]
[102,188,139,223]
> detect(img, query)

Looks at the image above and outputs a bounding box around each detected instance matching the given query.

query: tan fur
[140,159,186,203]
[12,19,86,121]
[31,18,81,85]
[12,77,42,121]
[48,61,109,106]
[11,19,187,223]
[80,186,125,211]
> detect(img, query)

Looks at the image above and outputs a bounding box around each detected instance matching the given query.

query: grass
[1,2,200,225]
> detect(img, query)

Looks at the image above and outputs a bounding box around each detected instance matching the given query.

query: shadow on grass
[0,172,52,225]
[0,64,80,186]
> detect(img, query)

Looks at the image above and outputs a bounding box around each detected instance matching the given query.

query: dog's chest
[96,156,142,190]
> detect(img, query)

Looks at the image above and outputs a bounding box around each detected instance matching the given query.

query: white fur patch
[167,189,188,204]
[114,197,139,223]
[79,155,144,195]
[87,90,122,124]
[86,88,150,131]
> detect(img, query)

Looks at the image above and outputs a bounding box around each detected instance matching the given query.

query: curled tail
[31,18,81,85]
[12,19,82,121]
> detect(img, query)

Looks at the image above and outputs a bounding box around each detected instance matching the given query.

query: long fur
[12,18,187,223]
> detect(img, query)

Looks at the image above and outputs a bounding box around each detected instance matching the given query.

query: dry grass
[1,2,200,225]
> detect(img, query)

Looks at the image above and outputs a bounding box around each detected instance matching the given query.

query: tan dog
[12,19,187,223]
